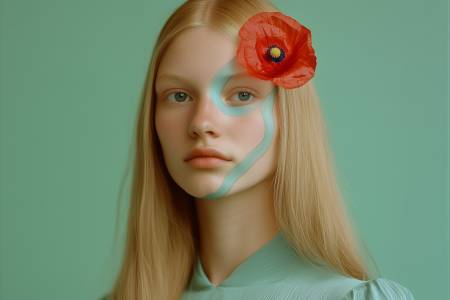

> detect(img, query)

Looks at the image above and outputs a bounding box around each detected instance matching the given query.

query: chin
[176,176,225,198]
[184,187,219,199]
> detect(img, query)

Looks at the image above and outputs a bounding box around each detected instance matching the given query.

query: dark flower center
[265,45,285,63]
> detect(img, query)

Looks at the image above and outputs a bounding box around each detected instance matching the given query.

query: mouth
[184,147,232,168]
[185,156,231,169]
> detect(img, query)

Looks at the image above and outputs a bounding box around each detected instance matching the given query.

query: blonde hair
[105,0,379,299]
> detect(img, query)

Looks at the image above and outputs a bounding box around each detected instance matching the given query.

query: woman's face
[154,26,279,200]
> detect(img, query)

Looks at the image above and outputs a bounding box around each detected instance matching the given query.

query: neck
[194,176,279,287]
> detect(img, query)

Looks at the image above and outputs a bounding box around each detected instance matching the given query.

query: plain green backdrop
[0,0,448,299]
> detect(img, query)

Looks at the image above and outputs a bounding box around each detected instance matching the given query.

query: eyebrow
[156,74,193,85]
[155,71,254,85]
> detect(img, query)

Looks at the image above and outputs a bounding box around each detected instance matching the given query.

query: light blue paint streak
[201,58,276,200]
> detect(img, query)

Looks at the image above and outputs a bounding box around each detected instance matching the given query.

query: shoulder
[280,273,414,300]
[339,277,415,300]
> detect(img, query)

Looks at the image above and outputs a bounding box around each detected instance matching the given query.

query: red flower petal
[236,12,317,89]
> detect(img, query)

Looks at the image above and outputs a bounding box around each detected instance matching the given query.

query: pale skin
[154,26,280,287]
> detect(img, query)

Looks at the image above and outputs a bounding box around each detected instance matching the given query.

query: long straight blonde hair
[105,0,379,299]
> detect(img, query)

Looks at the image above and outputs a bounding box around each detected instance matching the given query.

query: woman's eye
[164,90,256,105]
[167,91,191,103]
[229,90,255,104]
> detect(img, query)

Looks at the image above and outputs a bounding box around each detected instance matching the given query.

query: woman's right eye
[166,91,192,103]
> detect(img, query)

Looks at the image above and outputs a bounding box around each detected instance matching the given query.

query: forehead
[156,26,241,87]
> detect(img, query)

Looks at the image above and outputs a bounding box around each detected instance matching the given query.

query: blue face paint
[200,57,276,200]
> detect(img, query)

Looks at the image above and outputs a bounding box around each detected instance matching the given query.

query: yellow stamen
[270,47,281,58]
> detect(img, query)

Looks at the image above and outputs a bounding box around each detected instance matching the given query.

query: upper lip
[184,147,232,161]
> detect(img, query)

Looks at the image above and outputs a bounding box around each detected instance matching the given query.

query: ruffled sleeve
[341,278,415,300]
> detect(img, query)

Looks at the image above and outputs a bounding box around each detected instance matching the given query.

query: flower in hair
[236,11,317,89]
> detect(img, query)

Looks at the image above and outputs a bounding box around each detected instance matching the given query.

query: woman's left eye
[230,90,255,103]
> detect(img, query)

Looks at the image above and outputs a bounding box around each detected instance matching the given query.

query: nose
[188,94,221,139]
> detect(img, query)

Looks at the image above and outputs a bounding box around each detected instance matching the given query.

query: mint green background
[0,0,448,299]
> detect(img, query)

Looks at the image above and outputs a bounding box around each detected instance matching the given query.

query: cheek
[229,110,266,151]
[155,109,184,149]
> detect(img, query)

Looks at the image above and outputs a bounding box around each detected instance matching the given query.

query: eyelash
[164,89,258,104]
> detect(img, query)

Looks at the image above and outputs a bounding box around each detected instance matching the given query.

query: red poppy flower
[236,12,317,89]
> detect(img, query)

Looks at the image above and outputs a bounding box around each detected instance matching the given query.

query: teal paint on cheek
[201,58,276,200]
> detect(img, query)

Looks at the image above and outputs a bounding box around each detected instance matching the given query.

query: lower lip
[185,157,230,168]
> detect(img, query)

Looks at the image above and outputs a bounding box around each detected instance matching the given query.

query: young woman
[103,0,415,299]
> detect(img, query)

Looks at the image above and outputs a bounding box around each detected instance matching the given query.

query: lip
[186,157,230,168]
[184,147,232,162]
[184,147,232,169]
